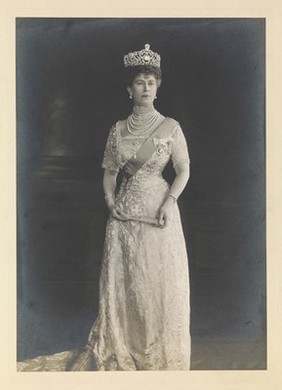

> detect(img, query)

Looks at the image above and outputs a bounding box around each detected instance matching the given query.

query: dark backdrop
[17,18,266,369]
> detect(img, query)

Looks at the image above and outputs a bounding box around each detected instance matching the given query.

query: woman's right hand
[109,204,128,221]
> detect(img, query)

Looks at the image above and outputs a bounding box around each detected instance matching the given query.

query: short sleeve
[171,125,190,168]
[101,125,120,172]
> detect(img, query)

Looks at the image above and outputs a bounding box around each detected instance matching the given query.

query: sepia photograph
[16,17,266,372]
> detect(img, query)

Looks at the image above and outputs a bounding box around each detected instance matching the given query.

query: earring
[154,96,157,99]
[129,95,133,99]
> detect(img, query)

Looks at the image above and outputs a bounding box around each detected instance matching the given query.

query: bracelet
[104,192,115,201]
[167,193,178,203]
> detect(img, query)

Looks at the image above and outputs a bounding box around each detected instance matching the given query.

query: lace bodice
[102,118,190,174]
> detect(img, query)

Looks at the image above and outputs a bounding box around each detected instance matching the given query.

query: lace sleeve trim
[171,124,190,168]
[101,125,120,172]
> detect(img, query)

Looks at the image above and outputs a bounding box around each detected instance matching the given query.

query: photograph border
[1,1,281,389]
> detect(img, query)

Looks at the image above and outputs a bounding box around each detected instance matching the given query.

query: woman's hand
[158,196,174,228]
[103,170,127,221]
[105,193,128,222]
[109,204,128,221]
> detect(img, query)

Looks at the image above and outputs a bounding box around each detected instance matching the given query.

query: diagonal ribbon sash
[122,117,177,180]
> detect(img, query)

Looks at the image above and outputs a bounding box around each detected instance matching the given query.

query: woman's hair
[124,65,162,88]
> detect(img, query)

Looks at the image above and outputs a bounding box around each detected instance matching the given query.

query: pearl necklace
[127,104,160,136]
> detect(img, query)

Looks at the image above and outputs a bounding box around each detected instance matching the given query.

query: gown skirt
[86,168,191,370]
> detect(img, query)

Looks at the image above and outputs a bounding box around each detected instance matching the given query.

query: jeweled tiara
[124,44,161,68]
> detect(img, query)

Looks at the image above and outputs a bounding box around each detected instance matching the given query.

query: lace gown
[17,115,191,371]
[87,117,191,370]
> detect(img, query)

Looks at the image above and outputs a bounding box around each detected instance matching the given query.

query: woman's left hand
[158,197,174,228]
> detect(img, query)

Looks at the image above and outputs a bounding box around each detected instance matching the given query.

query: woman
[17,44,191,372]
[71,44,191,371]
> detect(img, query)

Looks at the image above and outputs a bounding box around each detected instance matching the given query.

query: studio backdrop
[17,18,266,369]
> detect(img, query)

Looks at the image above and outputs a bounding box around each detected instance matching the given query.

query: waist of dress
[121,173,169,193]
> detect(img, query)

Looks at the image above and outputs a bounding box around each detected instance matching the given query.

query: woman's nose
[144,83,149,91]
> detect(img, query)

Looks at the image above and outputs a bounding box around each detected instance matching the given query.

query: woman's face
[127,73,158,107]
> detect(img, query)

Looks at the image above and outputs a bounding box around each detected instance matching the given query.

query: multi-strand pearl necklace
[127,104,160,136]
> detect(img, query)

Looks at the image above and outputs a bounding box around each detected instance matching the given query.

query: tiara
[124,44,161,68]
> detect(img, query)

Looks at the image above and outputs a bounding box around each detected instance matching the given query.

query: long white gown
[17,111,191,371]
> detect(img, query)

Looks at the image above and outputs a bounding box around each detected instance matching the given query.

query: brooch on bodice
[153,137,172,156]
[132,140,140,159]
